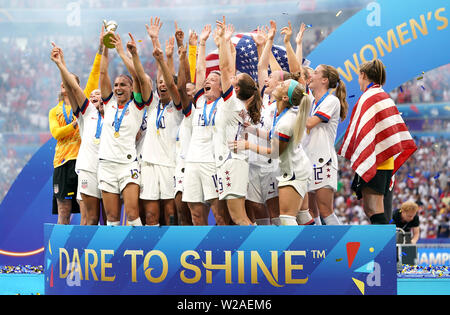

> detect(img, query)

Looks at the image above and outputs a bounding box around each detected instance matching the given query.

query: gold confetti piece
[417,76,423,80]
[138,40,142,42]
[336,10,342,17]
[336,258,343,262]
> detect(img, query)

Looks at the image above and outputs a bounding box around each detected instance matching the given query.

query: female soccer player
[50,45,104,225]
[98,32,152,226]
[300,64,348,225]
[181,24,229,226]
[338,59,416,224]
[215,17,263,225]
[231,78,312,226]
[48,37,101,225]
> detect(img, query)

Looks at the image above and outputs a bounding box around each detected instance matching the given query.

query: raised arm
[145,16,163,50]
[295,23,307,67]
[128,33,152,103]
[109,33,140,94]
[195,24,211,92]
[99,39,112,100]
[257,20,276,93]
[50,44,86,112]
[217,16,233,93]
[165,36,176,76]
[153,45,181,106]
[188,30,198,83]
[281,21,301,73]
[177,43,191,109]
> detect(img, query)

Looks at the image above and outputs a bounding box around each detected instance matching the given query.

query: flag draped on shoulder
[338,84,417,183]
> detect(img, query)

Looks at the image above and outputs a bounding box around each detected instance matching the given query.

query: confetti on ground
[398,265,450,278]
[0,265,43,274]
[336,10,342,17]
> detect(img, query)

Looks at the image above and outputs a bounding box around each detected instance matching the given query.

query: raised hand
[174,21,184,47]
[50,42,63,64]
[251,26,269,47]
[296,22,307,44]
[165,36,175,58]
[215,16,226,38]
[145,16,163,40]
[188,29,198,46]
[109,33,123,53]
[267,20,277,41]
[126,33,138,56]
[199,24,211,45]
[280,21,293,44]
[153,46,165,62]
[224,23,234,42]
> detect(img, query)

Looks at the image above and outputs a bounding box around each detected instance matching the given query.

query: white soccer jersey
[175,112,193,167]
[248,94,278,171]
[75,98,102,173]
[136,107,148,161]
[141,96,183,168]
[214,86,247,167]
[185,89,221,163]
[274,107,313,183]
[98,92,148,164]
[302,93,340,169]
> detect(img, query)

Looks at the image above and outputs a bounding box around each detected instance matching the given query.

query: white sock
[255,218,271,225]
[314,216,322,225]
[271,217,281,226]
[323,213,341,225]
[107,221,120,226]
[128,218,143,226]
[146,224,160,227]
[279,215,298,226]
[296,210,314,225]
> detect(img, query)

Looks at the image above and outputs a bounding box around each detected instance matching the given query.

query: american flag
[205,32,304,82]
[338,84,417,183]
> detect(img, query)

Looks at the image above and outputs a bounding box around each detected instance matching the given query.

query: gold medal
[114,131,120,138]
[93,138,100,144]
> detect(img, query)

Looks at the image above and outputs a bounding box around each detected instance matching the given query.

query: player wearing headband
[300,64,348,225]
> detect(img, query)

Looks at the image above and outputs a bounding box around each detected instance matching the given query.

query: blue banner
[306,0,450,142]
[44,224,397,295]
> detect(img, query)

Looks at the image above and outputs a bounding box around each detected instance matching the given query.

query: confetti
[399,86,403,93]
[336,258,343,262]
[336,10,342,17]
[138,40,142,43]
[407,174,414,179]
[306,24,313,28]
[421,85,426,90]
[349,95,355,98]
[417,76,423,80]
[434,173,440,179]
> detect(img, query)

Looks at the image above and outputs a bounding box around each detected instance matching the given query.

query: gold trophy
[103,20,118,49]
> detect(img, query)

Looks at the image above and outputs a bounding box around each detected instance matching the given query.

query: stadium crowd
[0,12,448,237]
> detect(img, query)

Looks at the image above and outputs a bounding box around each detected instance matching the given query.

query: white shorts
[308,161,338,193]
[217,158,249,200]
[174,162,186,196]
[182,162,218,203]
[98,159,141,194]
[140,162,175,200]
[278,178,309,199]
[246,165,278,203]
[77,169,102,199]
